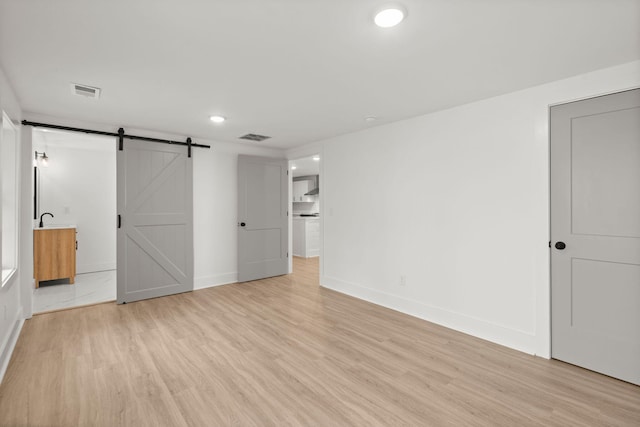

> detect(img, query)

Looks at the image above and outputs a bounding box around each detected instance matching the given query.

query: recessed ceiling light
[365,116,377,122]
[312,156,320,161]
[374,7,405,28]
[291,165,297,170]
[209,115,226,123]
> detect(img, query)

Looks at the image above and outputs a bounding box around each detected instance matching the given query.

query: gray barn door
[237,155,288,282]
[117,139,193,304]
[551,88,640,385]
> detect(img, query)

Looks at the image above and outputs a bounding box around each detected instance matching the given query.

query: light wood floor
[1,257,638,426]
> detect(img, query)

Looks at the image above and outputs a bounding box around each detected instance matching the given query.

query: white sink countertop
[34,224,77,230]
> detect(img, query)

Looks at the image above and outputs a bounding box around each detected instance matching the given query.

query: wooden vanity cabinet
[34,227,76,288]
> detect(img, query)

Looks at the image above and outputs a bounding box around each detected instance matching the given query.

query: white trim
[321,275,538,356]
[1,268,16,288]
[0,307,24,384]
[1,111,20,286]
[194,272,237,290]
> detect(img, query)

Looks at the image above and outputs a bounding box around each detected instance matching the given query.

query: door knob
[555,241,566,250]
[240,222,246,227]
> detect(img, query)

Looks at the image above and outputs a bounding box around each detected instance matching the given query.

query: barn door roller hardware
[22,120,210,157]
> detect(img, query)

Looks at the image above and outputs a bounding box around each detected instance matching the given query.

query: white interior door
[551,88,640,385]
[117,139,193,304]
[237,155,288,282]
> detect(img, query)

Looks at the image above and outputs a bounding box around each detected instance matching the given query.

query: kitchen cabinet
[34,227,76,288]
[292,180,313,202]
[293,218,319,258]
[292,175,318,202]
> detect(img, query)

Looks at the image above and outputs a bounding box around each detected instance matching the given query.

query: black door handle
[240,222,246,227]
[555,241,566,250]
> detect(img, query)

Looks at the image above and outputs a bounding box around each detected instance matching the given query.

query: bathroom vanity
[33,226,77,288]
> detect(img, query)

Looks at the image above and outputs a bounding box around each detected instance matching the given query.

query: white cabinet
[293,219,305,256]
[306,219,319,257]
[292,176,318,202]
[292,218,319,258]
[292,181,310,202]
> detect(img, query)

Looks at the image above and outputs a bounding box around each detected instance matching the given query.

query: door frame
[287,149,324,277]
[548,86,640,358]
[27,128,117,311]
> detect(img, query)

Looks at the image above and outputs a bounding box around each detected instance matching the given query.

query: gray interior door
[117,139,193,304]
[551,88,640,385]
[237,155,288,282]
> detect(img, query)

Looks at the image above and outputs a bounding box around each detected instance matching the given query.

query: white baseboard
[77,262,117,274]
[0,308,24,385]
[194,272,237,290]
[321,275,537,355]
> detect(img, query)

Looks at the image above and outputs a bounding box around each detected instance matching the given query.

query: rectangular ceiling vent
[239,133,271,142]
[71,83,101,99]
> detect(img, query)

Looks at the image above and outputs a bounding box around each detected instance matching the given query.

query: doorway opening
[290,154,321,278]
[32,128,116,313]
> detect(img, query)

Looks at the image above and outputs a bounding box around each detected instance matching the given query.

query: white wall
[310,61,640,358]
[193,139,284,288]
[33,133,116,274]
[0,65,24,383]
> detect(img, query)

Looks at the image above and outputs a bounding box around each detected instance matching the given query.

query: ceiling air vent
[239,133,271,142]
[71,83,101,99]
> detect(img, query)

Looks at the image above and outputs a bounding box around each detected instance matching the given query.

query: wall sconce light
[33,151,48,219]
[34,151,49,168]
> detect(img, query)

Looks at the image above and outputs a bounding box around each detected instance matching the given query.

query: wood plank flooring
[1,257,638,426]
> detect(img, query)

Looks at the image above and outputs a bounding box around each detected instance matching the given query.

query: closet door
[237,155,288,282]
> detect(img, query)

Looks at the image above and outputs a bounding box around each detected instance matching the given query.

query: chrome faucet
[39,212,54,228]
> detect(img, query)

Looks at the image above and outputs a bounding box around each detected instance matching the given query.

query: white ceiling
[1,0,638,149]
[291,155,320,178]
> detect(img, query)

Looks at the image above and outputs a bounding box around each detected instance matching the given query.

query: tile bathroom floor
[33,269,116,313]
